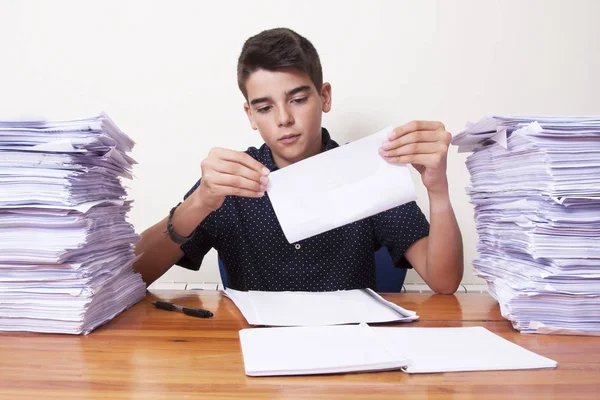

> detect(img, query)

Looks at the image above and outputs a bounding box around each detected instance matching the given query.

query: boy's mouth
[279,133,300,144]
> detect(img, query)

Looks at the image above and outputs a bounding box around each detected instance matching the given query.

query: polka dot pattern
[177,128,429,291]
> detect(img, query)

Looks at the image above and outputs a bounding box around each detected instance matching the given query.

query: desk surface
[1,291,599,400]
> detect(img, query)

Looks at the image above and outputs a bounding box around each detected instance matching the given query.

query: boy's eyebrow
[285,85,311,97]
[249,85,311,106]
[249,96,270,106]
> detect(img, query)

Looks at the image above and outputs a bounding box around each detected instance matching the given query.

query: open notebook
[239,324,557,376]
[224,288,418,326]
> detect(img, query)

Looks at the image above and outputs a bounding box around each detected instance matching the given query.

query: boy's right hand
[192,148,270,212]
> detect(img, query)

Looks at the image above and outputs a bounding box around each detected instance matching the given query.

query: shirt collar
[260,127,338,171]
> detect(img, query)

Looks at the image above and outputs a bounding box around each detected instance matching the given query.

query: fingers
[213,173,268,193]
[382,153,445,168]
[381,130,446,151]
[212,148,269,185]
[201,170,266,199]
[201,148,270,199]
[212,159,266,186]
[211,183,267,198]
[379,121,451,164]
[388,120,446,140]
[216,148,270,176]
[380,142,448,158]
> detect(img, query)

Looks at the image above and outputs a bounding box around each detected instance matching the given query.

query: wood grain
[1,291,599,400]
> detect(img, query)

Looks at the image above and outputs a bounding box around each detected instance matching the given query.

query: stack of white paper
[453,116,600,335]
[239,325,557,376]
[0,113,146,334]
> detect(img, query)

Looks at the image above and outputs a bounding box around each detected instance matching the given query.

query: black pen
[152,301,213,318]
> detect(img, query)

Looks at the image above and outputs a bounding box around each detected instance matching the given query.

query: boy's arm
[132,149,269,286]
[132,197,212,286]
[404,190,464,294]
[379,121,464,294]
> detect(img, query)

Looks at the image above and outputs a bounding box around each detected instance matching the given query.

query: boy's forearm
[425,189,464,294]
[132,195,213,286]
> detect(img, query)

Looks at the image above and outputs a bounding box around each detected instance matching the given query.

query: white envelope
[267,127,417,243]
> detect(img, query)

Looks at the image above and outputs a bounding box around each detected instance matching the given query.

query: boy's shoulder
[245,143,276,171]
[245,143,266,160]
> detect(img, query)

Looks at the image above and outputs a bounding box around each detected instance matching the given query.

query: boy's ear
[320,82,332,113]
[243,102,258,130]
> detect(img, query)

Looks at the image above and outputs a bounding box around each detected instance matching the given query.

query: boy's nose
[276,106,294,127]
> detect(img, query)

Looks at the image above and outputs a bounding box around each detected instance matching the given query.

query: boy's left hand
[378,121,451,195]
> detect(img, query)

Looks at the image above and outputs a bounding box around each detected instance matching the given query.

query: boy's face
[244,67,331,168]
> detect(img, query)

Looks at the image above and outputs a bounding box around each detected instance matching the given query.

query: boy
[133,28,463,294]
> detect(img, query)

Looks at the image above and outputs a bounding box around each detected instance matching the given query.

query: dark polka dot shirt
[177,128,430,291]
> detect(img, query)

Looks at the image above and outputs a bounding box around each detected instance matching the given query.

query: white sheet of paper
[239,323,411,376]
[374,326,557,373]
[239,325,557,376]
[266,127,417,243]
[224,288,418,326]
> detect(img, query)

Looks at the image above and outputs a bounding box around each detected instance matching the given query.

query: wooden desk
[1,291,599,399]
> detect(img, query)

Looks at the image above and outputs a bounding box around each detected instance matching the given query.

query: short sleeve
[373,201,430,269]
[174,179,214,271]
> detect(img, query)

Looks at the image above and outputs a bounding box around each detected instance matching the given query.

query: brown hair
[237,28,323,99]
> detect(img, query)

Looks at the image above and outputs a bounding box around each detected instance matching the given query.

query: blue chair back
[217,247,406,292]
[218,257,228,288]
[374,247,407,292]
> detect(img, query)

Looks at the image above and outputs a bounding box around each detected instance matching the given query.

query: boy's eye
[292,97,308,104]
[256,105,272,114]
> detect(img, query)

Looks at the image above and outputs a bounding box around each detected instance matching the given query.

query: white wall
[1,0,598,287]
